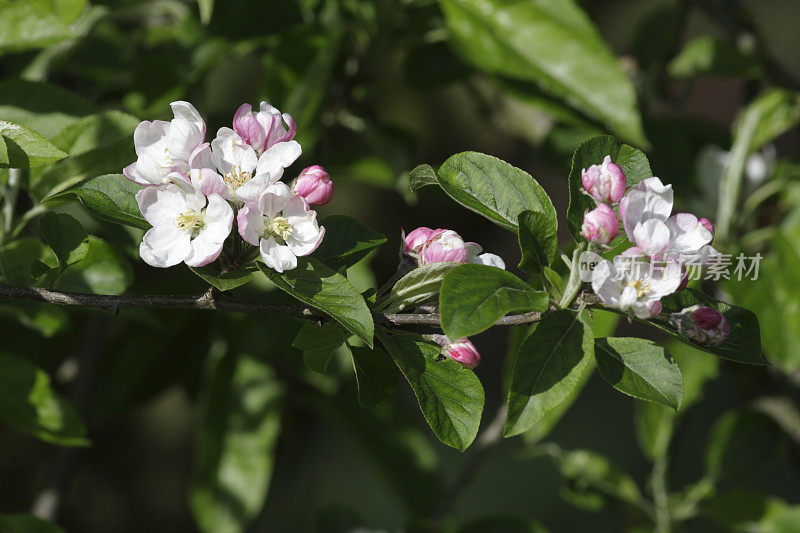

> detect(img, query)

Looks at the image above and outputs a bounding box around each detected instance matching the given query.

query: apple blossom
[232,101,297,156]
[591,256,682,319]
[674,305,730,346]
[292,165,334,206]
[237,182,325,273]
[581,204,619,244]
[124,101,205,186]
[582,155,626,204]
[136,180,233,268]
[210,125,302,203]
[665,213,715,263]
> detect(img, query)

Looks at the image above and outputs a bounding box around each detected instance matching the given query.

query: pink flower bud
[293,165,333,206]
[445,338,481,368]
[580,204,619,244]
[421,229,469,265]
[676,305,730,346]
[404,226,435,253]
[582,155,627,204]
[699,217,715,238]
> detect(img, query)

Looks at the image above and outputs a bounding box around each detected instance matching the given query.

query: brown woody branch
[0,284,543,329]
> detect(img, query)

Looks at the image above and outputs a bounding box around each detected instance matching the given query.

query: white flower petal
[140,224,191,267]
[170,101,206,138]
[633,219,670,256]
[136,185,187,227]
[185,230,224,267]
[260,237,297,273]
[237,202,265,246]
[254,140,301,182]
[473,253,506,269]
[202,194,234,242]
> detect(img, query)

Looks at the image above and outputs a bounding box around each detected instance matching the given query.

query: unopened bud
[581,204,619,244]
[293,165,333,206]
[582,155,627,204]
[676,305,730,346]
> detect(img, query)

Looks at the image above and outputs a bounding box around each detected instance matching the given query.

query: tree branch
[0,284,543,329]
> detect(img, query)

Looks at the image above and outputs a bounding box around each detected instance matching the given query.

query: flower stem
[558,243,586,309]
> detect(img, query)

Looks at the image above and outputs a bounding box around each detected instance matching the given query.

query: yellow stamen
[223,165,252,190]
[176,210,204,234]
[626,279,650,299]
[265,216,292,242]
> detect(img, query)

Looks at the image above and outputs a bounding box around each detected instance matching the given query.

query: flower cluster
[582,156,720,320]
[124,101,332,271]
[403,227,506,269]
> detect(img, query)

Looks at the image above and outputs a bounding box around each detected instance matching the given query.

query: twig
[0,284,544,329]
[433,405,507,521]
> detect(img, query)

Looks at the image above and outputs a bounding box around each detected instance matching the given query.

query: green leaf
[436,151,556,232]
[259,257,374,347]
[0,80,95,138]
[705,410,783,481]
[0,352,88,446]
[0,121,66,168]
[43,174,148,229]
[40,212,89,273]
[505,310,594,437]
[50,109,140,155]
[439,0,648,146]
[292,321,350,373]
[736,88,800,153]
[313,215,386,270]
[566,135,652,240]
[0,237,49,285]
[440,264,549,340]
[198,0,214,24]
[649,288,765,365]
[595,337,683,409]
[521,310,620,444]
[31,137,136,201]
[377,330,484,451]
[555,449,643,510]
[725,230,800,371]
[517,210,558,275]
[0,1,83,53]
[0,514,66,533]
[348,345,400,407]
[668,35,762,79]
[408,164,439,191]
[717,88,800,242]
[191,348,283,533]
[376,262,459,313]
[190,264,256,292]
[542,266,565,300]
[56,236,133,295]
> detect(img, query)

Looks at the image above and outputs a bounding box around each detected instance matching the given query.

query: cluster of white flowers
[581,157,719,319]
[124,101,332,272]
